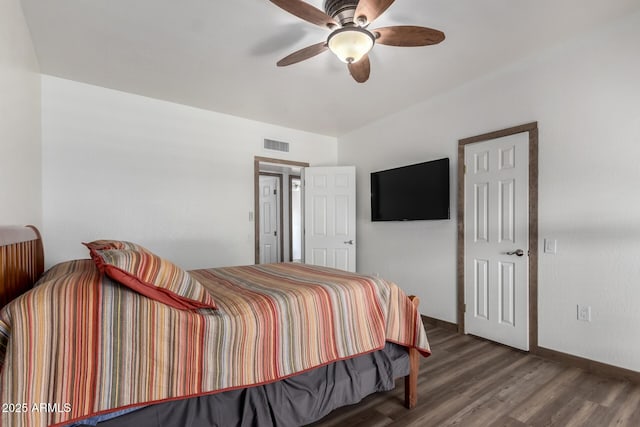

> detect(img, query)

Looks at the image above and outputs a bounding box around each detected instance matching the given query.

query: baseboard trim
[421,315,458,333]
[532,346,640,384]
[420,317,640,383]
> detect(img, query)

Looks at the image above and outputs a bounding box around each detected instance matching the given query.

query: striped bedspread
[0,261,430,427]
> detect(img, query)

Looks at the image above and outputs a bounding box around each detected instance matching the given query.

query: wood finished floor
[311,325,640,427]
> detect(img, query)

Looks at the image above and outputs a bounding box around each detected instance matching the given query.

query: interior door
[290,177,303,262]
[259,175,280,264]
[464,132,530,350]
[303,166,356,272]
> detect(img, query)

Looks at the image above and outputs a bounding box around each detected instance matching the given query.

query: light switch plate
[544,238,557,254]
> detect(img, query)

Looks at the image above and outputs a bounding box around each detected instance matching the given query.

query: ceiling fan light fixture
[327,27,375,64]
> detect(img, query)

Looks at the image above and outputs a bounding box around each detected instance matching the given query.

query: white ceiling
[20,0,640,137]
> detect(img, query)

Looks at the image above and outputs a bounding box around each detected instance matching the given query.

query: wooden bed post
[404,295,420,409]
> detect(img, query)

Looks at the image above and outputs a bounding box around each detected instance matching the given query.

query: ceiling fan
[268,0,445,83]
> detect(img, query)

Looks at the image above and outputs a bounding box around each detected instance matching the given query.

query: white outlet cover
[577,304,591,322]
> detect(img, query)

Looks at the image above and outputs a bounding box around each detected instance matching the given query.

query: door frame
[254,156,309,264]
[457,122,539,351]
[258,172,284,263]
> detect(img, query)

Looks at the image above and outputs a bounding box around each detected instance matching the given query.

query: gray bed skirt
[71,342,409,427]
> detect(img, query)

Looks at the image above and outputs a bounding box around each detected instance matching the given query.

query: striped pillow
[89,248,216,310]
[83,240,146,252]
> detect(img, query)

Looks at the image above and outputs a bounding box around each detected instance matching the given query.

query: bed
[0,225,430,427]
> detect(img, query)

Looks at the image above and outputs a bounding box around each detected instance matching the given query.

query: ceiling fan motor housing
[324,0,359,26]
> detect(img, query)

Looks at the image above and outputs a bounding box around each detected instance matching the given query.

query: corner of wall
[0,0,42,227]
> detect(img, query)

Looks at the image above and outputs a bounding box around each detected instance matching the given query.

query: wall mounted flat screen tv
[371,158,450,221]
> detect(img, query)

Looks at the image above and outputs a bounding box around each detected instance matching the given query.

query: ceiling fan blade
[374,26,445,47]
[277,42,328,67]
[347,55,371,83]
[354,0,395,25]
[269,0,337,29]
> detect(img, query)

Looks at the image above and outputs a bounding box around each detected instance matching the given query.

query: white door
[290,178,303,262]
[464,132,530,350]
[303,166,356,272]
[259,175,280,264]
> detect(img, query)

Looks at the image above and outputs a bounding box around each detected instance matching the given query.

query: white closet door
[464,133,530,350]
[303,166,356,272]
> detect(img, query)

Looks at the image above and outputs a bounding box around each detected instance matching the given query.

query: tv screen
[371,158,450,221]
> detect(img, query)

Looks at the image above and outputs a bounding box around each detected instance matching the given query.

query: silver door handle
[344,240,354,245]
[505,249,524,257]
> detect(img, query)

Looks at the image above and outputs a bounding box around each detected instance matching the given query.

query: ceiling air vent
[264,139,290,152]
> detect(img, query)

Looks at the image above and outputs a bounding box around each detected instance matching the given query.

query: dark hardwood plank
[312,326,640,427]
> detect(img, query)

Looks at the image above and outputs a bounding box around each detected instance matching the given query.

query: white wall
[0,0,41,226]
[41,76,337,269]
[338,11,640,371]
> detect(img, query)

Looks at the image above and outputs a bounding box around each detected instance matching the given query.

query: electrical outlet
[577,305,591,322]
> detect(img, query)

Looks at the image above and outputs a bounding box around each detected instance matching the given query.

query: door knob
[505,249,525,257]
[344,240,354,245]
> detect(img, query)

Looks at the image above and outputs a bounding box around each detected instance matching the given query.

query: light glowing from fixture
[327,27,375,64]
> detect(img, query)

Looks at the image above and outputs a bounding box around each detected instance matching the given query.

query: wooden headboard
[0,225,44,307]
